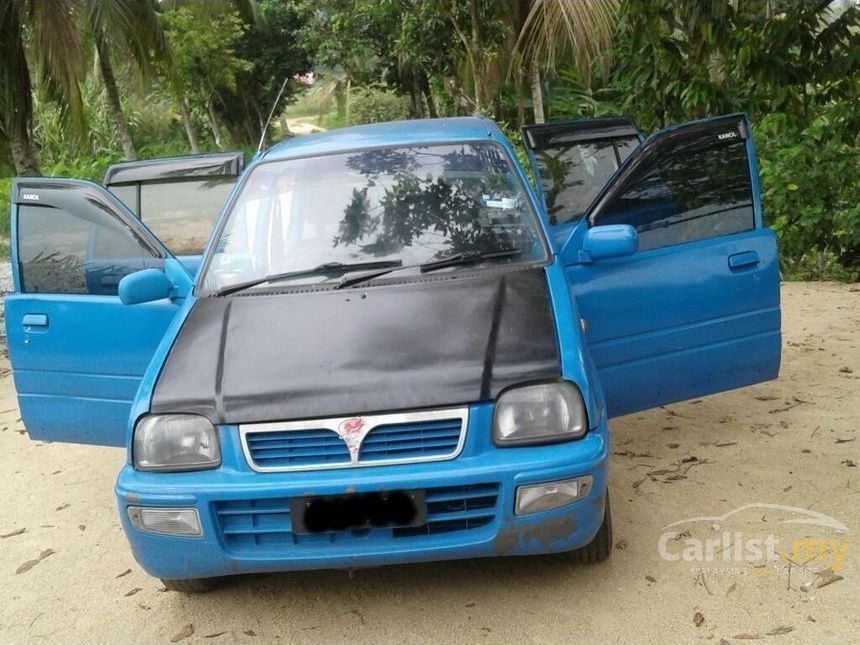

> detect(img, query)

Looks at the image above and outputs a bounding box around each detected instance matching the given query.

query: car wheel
[570,492,612,563]
[160,577,222,593]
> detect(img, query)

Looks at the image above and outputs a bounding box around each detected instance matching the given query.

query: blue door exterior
[6,179,188,446]
[527,114,781,417]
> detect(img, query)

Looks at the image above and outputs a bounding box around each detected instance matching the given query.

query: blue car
[6,114,780,592]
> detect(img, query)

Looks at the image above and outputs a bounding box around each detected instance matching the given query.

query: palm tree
[511,0,619,123]
[84,0,170,160]
[0,0,84,175]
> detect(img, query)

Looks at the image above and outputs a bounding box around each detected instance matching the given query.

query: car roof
[260,116,502,161]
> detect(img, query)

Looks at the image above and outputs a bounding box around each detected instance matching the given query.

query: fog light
[127,507,202,536]
[515,476,593,515]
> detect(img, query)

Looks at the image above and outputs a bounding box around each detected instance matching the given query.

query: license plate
[290,490,425,534]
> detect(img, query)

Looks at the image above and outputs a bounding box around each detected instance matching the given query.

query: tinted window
[532,136,639,223]
[203,143,547,292]
[108,184,138,215]
[591,124,754,251]
[140,178,234,255]
[18,204,160,295]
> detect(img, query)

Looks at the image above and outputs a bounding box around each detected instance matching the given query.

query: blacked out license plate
[290,490,425,534]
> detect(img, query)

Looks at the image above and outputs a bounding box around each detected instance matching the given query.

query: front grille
[215,498,292,549]
[359,419,463,462]
[240,408,468,472]
[214,483,499,551]
[245,429,350,469]
[393,483,499,537]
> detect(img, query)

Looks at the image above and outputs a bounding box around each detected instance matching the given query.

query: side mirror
[581,224,638,261]
[118,268,174,305]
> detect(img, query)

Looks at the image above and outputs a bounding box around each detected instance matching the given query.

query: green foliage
[0,175,12,254]
[540,0,860,280]
[755,111,860,281]
[159,6,251,102]
[348,85,410,125]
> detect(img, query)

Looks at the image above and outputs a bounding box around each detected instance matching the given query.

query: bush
[348,85,410,125]
[0,175,12,254]
[755,111,860,281]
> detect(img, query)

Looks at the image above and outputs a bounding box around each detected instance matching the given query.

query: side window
[107,183,138,215]
[590,123,755,251]
[18,204,161,296]
[534,136,639,224]
[139,178,235,255]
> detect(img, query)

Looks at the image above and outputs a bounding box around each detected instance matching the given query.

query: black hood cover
[151,267,560,424]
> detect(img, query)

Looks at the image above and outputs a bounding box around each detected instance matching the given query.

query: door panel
[6,296,179,445]
[7,178,185,446]
[565,114,781,417]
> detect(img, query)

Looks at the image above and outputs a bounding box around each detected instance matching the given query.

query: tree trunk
[345,77,352,124]
[515,68,525,127]
[95,34,136,160]
[6,127,40,176]
[529,60,545,124]
[1,6,40,175]
[278,114,291,138]
[420,71,438,118]
[469,0,483,109]
[206,99,224,149]
[410,73,425,118]
[177,97,200,153]
[254,102,270,148]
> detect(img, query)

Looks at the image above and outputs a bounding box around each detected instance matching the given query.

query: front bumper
[116,404,609,580]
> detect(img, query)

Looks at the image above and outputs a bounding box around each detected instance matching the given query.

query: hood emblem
[337,417,370,462]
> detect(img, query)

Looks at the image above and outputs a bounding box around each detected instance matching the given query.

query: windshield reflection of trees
[332,145,535,259]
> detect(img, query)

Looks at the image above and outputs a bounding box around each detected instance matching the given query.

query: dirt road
[1,282,857,644]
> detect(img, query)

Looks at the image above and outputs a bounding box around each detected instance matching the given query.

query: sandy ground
[0,281,857,644]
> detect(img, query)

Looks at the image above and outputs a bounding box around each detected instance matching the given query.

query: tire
[570,492,612,563]
[160,577,222,593]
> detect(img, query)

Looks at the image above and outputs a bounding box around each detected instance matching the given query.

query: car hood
[150,266,561,424]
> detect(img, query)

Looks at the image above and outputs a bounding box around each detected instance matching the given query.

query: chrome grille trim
[239,407,469,473]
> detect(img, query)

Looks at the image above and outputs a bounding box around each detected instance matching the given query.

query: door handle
[22,313,49,328]
[728,251,760,270]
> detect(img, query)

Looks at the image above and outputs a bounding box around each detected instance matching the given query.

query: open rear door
[104,152,244,274]
[522,117,642,231]
[6,179,188,445]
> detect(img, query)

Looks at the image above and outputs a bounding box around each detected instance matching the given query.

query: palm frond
[513,0,620,80]
[27,0,86,136]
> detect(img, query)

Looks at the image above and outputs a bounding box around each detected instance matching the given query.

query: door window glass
[18,204,160,295]
[139,178,235,255]
[590,125,755,251]
[532,135,639,224]
[108,184,138,215]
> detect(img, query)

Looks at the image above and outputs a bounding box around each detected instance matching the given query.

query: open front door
[6,179,189,446]
[103,152,244,274]
[563,114,781,417]
[521,117,642,237]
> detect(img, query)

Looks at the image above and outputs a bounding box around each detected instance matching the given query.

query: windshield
[200,142,547,292]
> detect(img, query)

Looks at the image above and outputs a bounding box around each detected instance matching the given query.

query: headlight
[493,381,588,446]
[133,414,221,471]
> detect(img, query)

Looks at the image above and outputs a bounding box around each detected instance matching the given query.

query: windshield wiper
[419,248,522,273]
[333,267,401,290]
[214,260,403,296]
[337,247,525,288]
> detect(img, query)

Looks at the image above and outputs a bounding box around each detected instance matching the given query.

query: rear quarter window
[138,178,235,255]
